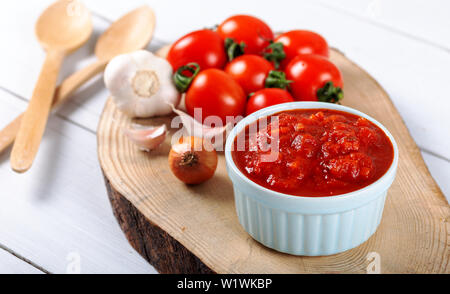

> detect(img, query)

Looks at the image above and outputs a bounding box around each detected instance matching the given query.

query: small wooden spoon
[10,0,92,173]
[5,5,155,167]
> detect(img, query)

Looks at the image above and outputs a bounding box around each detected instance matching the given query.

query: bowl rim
[224,101,399,205]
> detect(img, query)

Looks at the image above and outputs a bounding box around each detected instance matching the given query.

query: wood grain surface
[98,48,449,274]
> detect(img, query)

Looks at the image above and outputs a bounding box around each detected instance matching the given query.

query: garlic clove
[168,103,230,150]
[124,124,167,152]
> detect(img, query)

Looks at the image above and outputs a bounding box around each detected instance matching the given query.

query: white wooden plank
[0,248,43,274]
[311,0,450,51]
[1,0,447,159]
[422,152,450,204]
[0,91,156,274]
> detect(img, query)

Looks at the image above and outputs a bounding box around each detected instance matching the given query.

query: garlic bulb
[104,50,180,118]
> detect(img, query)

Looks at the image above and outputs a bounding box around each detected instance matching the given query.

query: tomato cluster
[167,15,344,125]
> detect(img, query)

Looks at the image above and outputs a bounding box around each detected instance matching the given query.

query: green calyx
[265,70,292,90]
[173,63,201,93]
[263,42,286,69]
[225,38,246,61]
[317,81,344,103]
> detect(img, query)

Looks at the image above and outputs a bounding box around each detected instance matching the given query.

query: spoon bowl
[35,0,92,52]
[95,6,155,61]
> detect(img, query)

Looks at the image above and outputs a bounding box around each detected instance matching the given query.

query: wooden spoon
[3,6,155,163]
[10,0,92,173]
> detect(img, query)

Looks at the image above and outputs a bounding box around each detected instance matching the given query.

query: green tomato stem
[265,70,292,90]
[173,63,201,93]
[317,81,344,103]
[263,42,286,69]
[225,38,246,61]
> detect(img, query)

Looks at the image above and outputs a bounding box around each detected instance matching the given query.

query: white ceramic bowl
[225,102,398,256]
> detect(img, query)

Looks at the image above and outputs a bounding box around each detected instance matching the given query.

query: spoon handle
[10,50,65,173]
[0,59,106,155]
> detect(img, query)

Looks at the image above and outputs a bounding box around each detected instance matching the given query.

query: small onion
[168,137,218,184]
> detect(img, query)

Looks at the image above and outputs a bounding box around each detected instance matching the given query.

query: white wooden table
[0,0,448,274]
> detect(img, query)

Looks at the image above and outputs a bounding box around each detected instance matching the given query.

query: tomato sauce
[232,109,394,196]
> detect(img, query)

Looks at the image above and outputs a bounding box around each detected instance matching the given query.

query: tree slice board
[98,47,449,274]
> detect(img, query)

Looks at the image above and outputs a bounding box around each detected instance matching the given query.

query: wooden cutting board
[97,46,449,274]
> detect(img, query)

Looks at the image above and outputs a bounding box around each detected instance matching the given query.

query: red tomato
[224,55,274,95]
[274,30,329,68]
[217,15,274,55]
[185,69,246,125]
[167,29,227,71]
[246,88,294,115]
[285,55,343,102]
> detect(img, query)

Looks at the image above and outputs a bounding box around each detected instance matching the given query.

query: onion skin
[169,137,218,184]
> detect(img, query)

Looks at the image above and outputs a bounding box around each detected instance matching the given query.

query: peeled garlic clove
[168,103,230,149]
[124,124,167,152]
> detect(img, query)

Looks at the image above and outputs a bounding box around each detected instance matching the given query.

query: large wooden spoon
[3,6,155,163]
[10,0,92,173]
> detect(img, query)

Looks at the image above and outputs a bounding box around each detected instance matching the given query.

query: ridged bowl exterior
[225,102,398,256]
[234,188,387,256]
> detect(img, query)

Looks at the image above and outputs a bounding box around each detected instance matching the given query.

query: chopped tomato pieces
[232,109,394,196]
